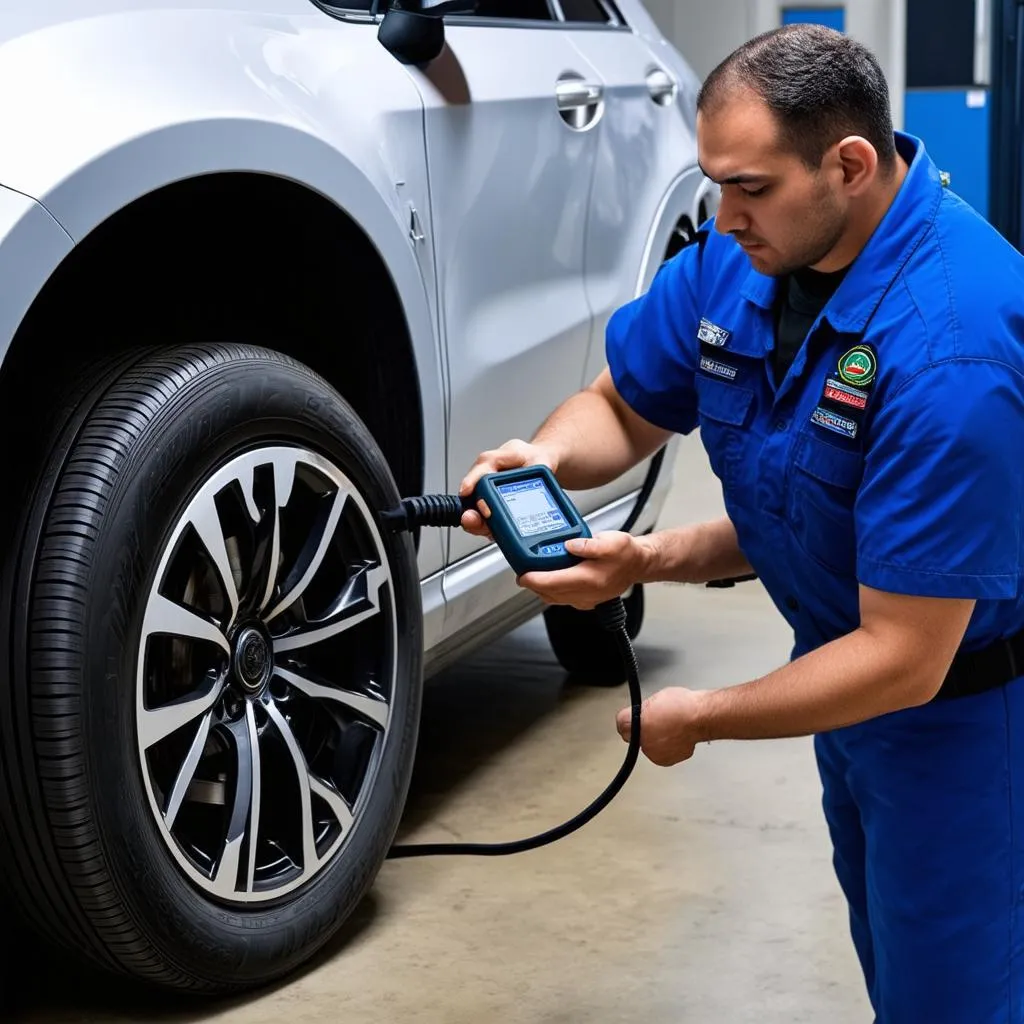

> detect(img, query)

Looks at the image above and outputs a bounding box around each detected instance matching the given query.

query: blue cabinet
[781,6,846,31]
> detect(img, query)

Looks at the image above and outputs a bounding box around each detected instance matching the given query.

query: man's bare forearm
[692,587,975,741]
[698,626,942,741]
[531,369,670,490]
[636,516,754,585]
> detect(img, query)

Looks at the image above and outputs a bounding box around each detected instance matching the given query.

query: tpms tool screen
[496,478,570,538]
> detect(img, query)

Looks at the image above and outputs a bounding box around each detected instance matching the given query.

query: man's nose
[714,190,747,236]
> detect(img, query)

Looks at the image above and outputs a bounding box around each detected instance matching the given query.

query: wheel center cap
[234,626,271,693]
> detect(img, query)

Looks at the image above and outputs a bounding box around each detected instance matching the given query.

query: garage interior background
[645,0,1016,240]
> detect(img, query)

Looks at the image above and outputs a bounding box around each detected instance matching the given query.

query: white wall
[644,0,906,130]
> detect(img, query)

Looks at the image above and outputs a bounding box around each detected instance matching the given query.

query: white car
[0,0,715,992]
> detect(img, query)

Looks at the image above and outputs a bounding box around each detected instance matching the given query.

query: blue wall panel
[904,89,991,219]
[781,7,845,31]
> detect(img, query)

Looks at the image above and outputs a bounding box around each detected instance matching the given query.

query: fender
[0,2,448,493]
[0,187,75,362]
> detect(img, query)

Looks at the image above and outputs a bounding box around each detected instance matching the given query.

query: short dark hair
[697,24,897,172]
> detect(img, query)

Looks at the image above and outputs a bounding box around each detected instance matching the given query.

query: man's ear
[834,135,878,195]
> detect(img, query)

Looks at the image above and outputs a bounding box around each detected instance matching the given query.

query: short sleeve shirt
[606,132,1024,659]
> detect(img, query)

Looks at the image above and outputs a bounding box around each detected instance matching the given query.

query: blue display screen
[496,478,569,538]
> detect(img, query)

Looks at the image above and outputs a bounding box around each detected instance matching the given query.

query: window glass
[471,0,555,20]
[558,0,610,22]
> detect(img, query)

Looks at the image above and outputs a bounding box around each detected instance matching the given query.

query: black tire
[543,584,645,686]
[0,344,423,993]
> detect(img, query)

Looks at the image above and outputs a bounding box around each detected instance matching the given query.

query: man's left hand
[616,687,708,766]
[517,530,649,610]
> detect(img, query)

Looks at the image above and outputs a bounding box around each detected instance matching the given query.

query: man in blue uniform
[461,23,1024,1023]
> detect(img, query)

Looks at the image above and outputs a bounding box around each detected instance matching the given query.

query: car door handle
[646,68,677,106]
[555,78,604,130]
[556,80,604,111]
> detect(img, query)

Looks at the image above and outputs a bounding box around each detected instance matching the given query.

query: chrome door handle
[646,68,677,106]
[555,78,604,130]
[556,80,604,111]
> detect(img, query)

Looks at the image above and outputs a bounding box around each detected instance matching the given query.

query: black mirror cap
[378,6,446,66]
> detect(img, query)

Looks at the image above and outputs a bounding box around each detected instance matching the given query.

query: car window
[471,0,555,19]
[557,0,610,23]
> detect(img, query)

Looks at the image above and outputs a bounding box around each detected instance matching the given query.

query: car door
[559,0,706,515]
[407,1,605,573]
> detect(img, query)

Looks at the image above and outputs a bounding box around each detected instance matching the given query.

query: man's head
[696,24,901,276]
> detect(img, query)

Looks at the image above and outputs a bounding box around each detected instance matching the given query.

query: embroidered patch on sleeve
[811,406,858,439]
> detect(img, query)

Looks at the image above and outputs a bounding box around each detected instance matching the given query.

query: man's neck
[811,155,910,273]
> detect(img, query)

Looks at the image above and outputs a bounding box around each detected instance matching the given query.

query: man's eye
[741,185,769,197]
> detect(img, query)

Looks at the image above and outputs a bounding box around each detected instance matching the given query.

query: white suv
[0,0,714,993]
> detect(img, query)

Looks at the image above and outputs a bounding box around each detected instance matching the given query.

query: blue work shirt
[607,132,1024,659]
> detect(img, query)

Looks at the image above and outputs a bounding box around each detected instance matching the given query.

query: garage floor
[6,435,871,1023]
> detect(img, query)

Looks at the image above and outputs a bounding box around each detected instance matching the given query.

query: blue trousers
[815,677,1024,1023]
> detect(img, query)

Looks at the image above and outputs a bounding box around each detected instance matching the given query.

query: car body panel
[560,23,699,518]
[407,22,603,575]
[0,3,452,604]
[0,186,75,364]
[0,0,705,660]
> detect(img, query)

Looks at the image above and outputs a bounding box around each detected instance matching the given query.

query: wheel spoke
[257,458,297,614]
[310,775,355,835]
[188,494,239,628]
[274,665,389,729]
[213,833,243,899]
[212,708,262,897]
[257,499,281,615]
[266,701,353,875]
[264,489,347,623]
[245,702,262,893]
[163,710,214,829]
[143,593,230,654]
[273,564,387,653]
[140,675,223,750]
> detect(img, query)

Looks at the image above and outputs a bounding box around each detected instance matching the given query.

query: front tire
[0,344,422,992]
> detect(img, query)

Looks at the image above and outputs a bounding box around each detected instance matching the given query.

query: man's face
[697,90,847,277]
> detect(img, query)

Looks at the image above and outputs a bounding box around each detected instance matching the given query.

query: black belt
[937,628,1024,700]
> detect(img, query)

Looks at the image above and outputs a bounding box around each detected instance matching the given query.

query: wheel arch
[633,165,716,295]
[0,170,437,536]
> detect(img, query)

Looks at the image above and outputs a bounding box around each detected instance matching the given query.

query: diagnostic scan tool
[472,466,590,576]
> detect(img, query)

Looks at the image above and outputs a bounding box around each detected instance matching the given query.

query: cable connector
[380,493,474,534]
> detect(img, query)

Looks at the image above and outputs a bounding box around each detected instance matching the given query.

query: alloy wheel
[135,446,397,904]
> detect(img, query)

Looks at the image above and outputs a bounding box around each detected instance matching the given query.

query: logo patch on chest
[837,345,877,387]
[811,406,858,439]
[822,377,868,410]
[697,318,731,347]
[700,355,738,380]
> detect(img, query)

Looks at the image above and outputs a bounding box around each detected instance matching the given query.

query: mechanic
[459,23,1024,1024]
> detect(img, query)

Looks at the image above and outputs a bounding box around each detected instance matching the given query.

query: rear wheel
[0,344,422,992]
[543,584,644,686]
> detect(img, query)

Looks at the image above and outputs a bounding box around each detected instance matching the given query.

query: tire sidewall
[73,349,421,983]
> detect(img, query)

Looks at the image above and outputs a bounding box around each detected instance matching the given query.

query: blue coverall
[606,131,1024,1021]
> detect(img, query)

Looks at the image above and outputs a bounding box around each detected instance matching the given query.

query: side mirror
[377,0,477,67]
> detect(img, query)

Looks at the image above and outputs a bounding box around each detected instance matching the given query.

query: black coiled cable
[380,494,642,859]
[379,494,473,533]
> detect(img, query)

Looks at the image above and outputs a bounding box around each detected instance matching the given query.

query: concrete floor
[6,435,872,1023]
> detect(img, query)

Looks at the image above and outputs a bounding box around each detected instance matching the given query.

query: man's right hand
[458,438,559,538]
